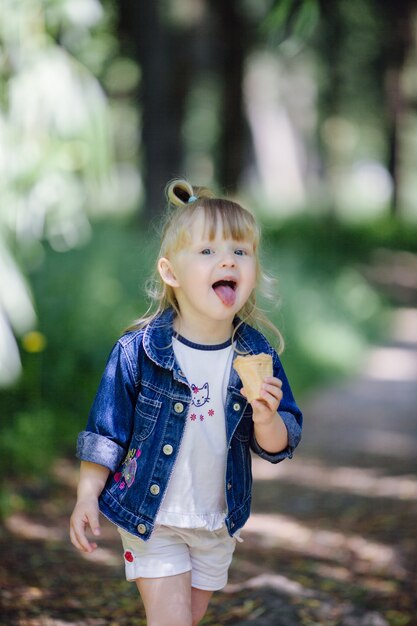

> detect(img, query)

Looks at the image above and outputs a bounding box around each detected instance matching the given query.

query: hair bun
[166,179,195,206]
[166,178,217,206]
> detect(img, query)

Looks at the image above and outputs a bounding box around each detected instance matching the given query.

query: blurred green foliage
[263,215,417,391]
[0,0,141,390]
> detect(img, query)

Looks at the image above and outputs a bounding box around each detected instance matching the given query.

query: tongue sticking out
[213,282,236,307]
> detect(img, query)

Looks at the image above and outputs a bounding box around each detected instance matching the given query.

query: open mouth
[212,280,237,307]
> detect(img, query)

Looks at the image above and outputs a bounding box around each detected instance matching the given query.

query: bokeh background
[1,1,417,625]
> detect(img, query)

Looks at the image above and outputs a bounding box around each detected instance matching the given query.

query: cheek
[247,263,257,287]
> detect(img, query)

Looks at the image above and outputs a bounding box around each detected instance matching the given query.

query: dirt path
[1,308,417,625]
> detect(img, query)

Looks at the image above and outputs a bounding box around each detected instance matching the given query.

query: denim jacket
[77,308,303,540]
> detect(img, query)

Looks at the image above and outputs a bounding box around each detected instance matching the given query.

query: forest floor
[1,307,417,626]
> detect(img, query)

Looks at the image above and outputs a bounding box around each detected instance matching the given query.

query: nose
[220,252,235,268]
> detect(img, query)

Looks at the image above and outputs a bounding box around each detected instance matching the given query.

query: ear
[158,257,180,288]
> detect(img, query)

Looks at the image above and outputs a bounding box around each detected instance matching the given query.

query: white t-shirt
[155,334,234,530]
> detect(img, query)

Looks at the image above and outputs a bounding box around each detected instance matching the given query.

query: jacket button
[174,402,184,413]
[137,523,147,534]
[227,482,232,490]
[150,484,160,495]
[231,522,235,528]
[233,402,240,411]
[163,444,173,455]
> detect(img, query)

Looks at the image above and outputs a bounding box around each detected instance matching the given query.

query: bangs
[162,197,260,256]
[198,198,259,246]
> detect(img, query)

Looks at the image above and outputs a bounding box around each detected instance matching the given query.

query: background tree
[315,0,416,217]
[118,0,253,219]
[119,1,193,219]
[208,0,251,193]
[375,0,415,216]
[0,0,118,384]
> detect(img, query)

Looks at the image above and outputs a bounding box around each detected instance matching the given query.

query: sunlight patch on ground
[357,429,417,458]
[20,586,49,601]
[361,307,417,381]
[313,563,351,582]
[252,456,417,500]
[391,308,417,344]
[226,572,315,597]
[52,458,80,488]
[243,513,403,575]
[314,563,398,594]
[4,514,66,541]
[4,513,121,568]
[361,346,417,381]
[80,546,121,567]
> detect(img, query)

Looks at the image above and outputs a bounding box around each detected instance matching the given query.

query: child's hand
[241,376,283,424]
[70,498,101,553]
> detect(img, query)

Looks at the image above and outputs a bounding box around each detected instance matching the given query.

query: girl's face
[158,210,257,330]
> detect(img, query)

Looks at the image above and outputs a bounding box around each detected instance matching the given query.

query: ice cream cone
[233,353,273,402]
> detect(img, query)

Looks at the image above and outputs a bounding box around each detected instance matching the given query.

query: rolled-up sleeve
[250,351,303,464]
[76,340,138,472]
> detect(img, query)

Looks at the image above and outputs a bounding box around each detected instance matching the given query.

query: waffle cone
[233,353,273,402]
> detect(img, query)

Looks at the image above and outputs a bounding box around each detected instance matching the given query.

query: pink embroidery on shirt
[191,383,210,407]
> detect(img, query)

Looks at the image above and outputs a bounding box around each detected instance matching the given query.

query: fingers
[70,522,95,553]
[241,378,281,400]
[263,376,282,389]
[241,380,282,413]
[87,508,101,537]
[256,378,283,412]
[262,377,282,398]
[70,505,100,553]
[259,391,282,412]
[70,523,93,553]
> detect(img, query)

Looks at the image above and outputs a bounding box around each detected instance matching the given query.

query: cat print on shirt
[191,382,210,407]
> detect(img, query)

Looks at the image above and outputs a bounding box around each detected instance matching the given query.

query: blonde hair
[127,179,284,352]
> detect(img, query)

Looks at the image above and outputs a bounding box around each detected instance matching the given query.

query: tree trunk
[315,0,345,216]
[120,1,192,221]
[118,0,251,215]
[380,0,413,218]
[208,0,250,192]
[386,67,402,217]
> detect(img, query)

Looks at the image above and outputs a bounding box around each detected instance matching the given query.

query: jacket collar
[142,307,270,383]
[142,308,177,371]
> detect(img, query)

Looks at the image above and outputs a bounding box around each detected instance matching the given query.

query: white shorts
[118,524,236,591]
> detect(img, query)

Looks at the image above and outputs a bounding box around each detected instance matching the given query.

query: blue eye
[234,249,246,256]
[201,248,212,255]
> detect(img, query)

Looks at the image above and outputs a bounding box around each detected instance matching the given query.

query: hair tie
[188,195,198,203]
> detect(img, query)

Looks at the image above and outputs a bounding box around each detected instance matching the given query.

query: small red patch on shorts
[124,551,134,562]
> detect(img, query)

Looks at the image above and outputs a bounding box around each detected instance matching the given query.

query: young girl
[70,179,303,626]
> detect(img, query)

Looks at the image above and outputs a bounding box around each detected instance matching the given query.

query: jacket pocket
[134,394,162,441]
